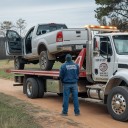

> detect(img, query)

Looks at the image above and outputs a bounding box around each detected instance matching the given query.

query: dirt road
[0,78,128,128]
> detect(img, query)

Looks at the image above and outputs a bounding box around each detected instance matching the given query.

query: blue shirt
[59,61,79,84]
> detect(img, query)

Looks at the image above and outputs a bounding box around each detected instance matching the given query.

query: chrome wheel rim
[15,58,19,69]
[112,94,126,115]
[27,82,32,95]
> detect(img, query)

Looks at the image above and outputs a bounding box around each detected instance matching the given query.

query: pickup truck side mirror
[41,30,47,34]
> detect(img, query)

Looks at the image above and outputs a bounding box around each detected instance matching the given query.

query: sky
[0,0,98,30]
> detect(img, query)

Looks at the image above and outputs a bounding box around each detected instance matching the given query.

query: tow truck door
[6,30,23,56]
[92,35,115,82]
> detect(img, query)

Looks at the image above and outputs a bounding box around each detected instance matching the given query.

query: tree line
[0,0,127,37]
[95,0,128,31]
[0,18,27,37]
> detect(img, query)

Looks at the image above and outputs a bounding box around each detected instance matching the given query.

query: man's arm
[76,64,80,79]
[59,65,65,82]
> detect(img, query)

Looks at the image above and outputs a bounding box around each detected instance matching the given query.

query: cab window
[36,24,67,35]
[100,37,112,56]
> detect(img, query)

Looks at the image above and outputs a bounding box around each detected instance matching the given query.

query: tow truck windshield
[113,35,128,55]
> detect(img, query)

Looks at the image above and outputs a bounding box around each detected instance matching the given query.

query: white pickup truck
[6,23,87,70]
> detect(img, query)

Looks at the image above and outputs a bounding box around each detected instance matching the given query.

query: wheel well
[119,80,128,87]
[38,43,47,55]
[104,78,128,104]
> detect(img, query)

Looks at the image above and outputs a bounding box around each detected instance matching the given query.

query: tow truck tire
[23,76,27,94]
[57,93,63,97]
[107,86,128,121]
[39,51,54,70]
[14,56,24,70]
[36,78,44,98]
[26,78,38,99]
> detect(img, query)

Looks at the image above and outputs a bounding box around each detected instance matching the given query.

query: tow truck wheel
[107,86,128,121]
[36,78,44,98]
[14,56,24,70]
[39,51,54,70]
[26,78,38,99]
[57,93,63,97]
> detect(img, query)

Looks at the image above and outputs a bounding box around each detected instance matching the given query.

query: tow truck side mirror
[100,42,112,55]
[107,57,111,62]
[93,38,99,55]
[100,41,112,62]
[93,38,98,51]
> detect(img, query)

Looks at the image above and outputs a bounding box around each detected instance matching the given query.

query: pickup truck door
[6,30,23,56]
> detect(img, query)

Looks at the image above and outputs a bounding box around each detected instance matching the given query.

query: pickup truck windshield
[113,35,128,55]
[36,24,67,35]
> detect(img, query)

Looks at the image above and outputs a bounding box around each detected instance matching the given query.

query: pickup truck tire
[107,86,128,121]
[39,51,54,70]
[26,78,38,99]
[14,57,24,70]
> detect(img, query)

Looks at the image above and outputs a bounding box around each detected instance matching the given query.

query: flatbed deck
[7,69,86,77]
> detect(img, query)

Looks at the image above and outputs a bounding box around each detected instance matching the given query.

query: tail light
[56,31,63,42]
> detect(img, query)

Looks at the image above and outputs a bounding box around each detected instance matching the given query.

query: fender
[37,42,56,60]
[104,70,128,95]
[37,42,48,53]
[37,37,48,53]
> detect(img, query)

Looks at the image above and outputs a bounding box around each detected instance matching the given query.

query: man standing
[59,54,80,116]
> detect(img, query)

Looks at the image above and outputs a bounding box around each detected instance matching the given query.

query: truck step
[13,83,23,86]
[85,98,103,104]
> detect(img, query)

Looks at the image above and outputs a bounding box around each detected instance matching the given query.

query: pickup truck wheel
[39,51,54,70]
[14,57,24,70]
[107,86,128,121]
[26,78,38,99]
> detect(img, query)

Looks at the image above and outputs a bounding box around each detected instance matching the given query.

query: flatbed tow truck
[6,25,128,122]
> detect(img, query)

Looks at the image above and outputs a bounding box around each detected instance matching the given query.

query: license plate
[76,45,83,50]
[62,47,72,51]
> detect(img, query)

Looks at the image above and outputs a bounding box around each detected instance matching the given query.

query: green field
[0,59,61,80]
[0,93,42,128]
[0,60,62,128]
[0,60,46,128]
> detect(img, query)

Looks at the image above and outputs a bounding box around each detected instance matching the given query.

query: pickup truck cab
[6,23,87,70]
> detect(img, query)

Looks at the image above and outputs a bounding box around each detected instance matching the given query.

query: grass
[0,60,62,128]
[0,93,84,128]
[0,60,84,128]
[0,93,42,128]
[0,59,61,80]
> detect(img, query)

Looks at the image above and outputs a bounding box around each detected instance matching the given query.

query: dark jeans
[62,83,80,114]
